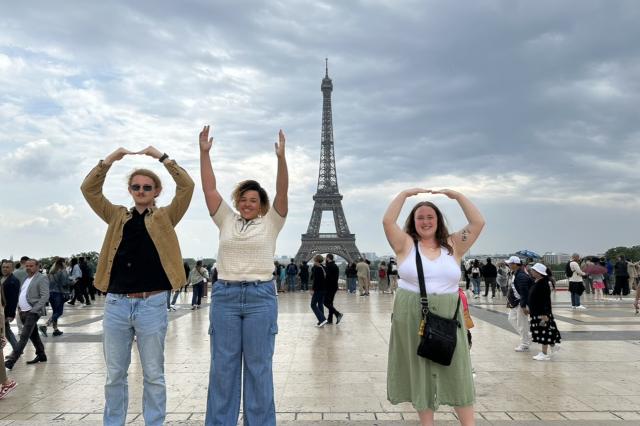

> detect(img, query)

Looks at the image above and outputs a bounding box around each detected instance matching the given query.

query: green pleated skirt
[387,289,475,411]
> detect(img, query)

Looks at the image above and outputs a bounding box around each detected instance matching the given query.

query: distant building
[543,252,571,265]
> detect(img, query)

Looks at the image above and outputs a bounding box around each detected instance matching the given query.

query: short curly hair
[232,180,270,216]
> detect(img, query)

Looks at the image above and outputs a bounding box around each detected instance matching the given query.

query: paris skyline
[2,1,639,259]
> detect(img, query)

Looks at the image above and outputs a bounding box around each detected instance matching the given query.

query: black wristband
[158,153,169,163]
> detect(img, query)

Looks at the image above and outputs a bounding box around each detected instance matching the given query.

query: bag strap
[415,241,429,316]
[415,241,461,325]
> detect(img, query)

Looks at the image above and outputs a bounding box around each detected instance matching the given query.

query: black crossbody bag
[415,241,461,366]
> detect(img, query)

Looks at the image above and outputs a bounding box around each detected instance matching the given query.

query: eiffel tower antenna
[294,61,361,263]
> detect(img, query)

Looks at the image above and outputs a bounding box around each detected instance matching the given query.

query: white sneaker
[571,306,576,310]
[576,305,587,310]
[532,352,551,361]
[514,345,530,352]
[317,320,328,328]
[551,345,561,353]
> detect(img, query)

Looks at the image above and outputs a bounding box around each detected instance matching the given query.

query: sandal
[0,379,17,400]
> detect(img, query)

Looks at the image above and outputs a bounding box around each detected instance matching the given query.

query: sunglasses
[129,184,154,192]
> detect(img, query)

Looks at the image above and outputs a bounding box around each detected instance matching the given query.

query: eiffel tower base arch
[294,237,361,264]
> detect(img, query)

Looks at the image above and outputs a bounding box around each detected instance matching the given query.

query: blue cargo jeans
[206,280,278,426]
[103,292,168,426]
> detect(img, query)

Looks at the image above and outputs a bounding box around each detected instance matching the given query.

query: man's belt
[125,290,165,299]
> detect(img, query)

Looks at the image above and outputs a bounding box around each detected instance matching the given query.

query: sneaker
[317,320,328,328]
[514,345,530,352]
[169,305,177,311]
[532,352,551,361]
[38,325,48,337]
[551,344,561,353]
[52,330,63,337]
[571,306,576,310]
[576,305,587,310]
[336,313,344,324]
[0,380,17,400]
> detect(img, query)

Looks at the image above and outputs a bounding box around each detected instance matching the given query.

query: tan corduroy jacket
[81,160,194,292]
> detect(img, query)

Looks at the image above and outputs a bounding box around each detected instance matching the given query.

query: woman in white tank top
[383,188,484,426]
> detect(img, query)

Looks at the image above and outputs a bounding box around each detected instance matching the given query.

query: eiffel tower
[294,60,361,263]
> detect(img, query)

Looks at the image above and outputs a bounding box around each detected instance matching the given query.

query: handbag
[415,241,461,366]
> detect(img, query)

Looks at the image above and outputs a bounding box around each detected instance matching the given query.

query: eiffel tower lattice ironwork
[294,60,361,263]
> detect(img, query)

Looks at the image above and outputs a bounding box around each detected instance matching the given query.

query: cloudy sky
[2,0,639,261]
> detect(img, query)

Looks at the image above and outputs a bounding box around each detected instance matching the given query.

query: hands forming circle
[404,188,460,200]
[105,146,164,165]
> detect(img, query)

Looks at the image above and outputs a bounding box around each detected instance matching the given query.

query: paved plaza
[1,288,640,425]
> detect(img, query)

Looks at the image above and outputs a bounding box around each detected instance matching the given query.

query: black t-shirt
[108,208,172,294]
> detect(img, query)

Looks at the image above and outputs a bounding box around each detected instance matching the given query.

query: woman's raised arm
[273,129,288,217]
[199,125,223,217]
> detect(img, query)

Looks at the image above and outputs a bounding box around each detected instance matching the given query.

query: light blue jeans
[471,277,481,295]
[103,292,168,426]
[206,280,278,426]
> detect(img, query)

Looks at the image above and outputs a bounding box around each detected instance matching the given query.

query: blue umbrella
[514,249,541,259]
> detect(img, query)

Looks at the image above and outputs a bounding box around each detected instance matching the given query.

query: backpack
[565,261,573,278]
[287,264,297,274]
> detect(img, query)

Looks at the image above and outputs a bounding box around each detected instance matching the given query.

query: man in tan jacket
[81,146,193,426]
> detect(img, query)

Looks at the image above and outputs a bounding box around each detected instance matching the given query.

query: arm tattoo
[461,227,470,242]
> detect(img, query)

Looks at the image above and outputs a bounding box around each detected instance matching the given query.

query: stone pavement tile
[1,413,36,420]
[165,413,191,421]
[507,411,539,420]
[534,411,567,420]
[350,412,376,420]
[524,395,592,411]
[81,413,104,421]
[376,412,403,420]
[27,413,61,421]
[480,411,511,420]
[402,412,419,420]
[188,412,205,421]
[276,412,296,421]
[55,413,87,421]
[613,412,640,420]
[322,412,349,420]
[296,412,322,420]
[561,411,621,420]
[574,395,639,411]
[433,412,458,421]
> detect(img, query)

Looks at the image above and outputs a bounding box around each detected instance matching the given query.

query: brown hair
[232,180,270,216]
[403,201,453,255]
[313,254,324,263]
[128,169,162,194]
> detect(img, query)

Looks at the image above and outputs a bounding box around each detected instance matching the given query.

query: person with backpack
[506,256,533,352]
[568,253,587,309]
[285,259,298,292]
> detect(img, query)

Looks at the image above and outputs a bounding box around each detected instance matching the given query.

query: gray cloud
[1,0,639,258]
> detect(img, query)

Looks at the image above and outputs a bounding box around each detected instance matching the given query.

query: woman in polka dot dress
[527,263,561,361]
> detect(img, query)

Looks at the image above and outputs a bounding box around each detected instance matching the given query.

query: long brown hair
[403,201,453,255]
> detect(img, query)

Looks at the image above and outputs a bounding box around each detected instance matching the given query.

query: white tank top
[397,245,461,294]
